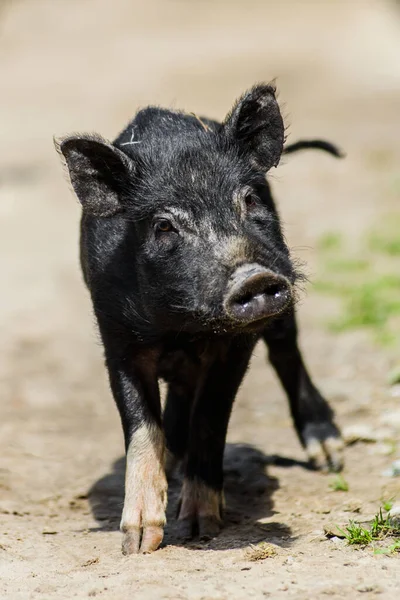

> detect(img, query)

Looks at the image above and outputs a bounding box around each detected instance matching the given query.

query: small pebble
[388,505,400,517]
[343,501,362,513]
[389,385,400,398]
[330,536,345,545]
[388,505,400,526]
[382,459,400,477]
[380,409,400,428]
[356,584,379,593]
[324,525,346,539]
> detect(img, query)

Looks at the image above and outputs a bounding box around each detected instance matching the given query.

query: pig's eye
[244,192,258,209]
[154,218,174,233]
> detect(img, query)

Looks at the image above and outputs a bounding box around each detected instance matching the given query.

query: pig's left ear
[222,84,285,172]
[55,134,134,217]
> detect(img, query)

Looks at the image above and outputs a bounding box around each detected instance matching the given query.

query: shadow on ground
[87,443,305,550]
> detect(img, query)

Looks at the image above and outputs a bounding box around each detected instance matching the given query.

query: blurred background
[1,1,400,597]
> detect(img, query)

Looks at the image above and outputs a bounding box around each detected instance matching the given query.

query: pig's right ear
[55,134,134,217]
[222,84,285,172]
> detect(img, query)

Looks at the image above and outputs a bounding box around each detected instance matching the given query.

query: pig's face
[128,142,296,333]
[58,84,299,334]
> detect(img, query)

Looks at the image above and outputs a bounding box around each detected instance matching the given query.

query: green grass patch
[314,219,400,346]
[368,217,400,256]
[381,498,395,512]
[369,235,400,256]
[331,277,400,331]
[329,474,349,492]
[374,540,400,555]
[370,507,400,538]
[338,505,400,552]
[317,232,343,252]
[324,258,369,273]
[340,521,372,545]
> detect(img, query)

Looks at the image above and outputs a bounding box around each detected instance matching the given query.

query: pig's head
[58,84,301,335]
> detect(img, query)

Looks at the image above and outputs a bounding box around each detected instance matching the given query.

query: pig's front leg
[263,312,344,472]
[177,339,253,540]
[103,340,167,554]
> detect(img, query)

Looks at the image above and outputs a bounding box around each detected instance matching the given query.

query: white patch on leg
[305,437,326,469]
[305,435,344,472]
[120,424,167,553]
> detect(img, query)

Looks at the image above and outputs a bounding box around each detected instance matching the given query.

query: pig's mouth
[163,266,294,335]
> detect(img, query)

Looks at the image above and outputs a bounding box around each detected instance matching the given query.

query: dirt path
[1,1,400,598]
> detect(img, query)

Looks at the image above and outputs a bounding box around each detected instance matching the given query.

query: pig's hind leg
[163,382,196,478]
[262,311,344,472]
[162,350,203,477]
[177,339,254,540]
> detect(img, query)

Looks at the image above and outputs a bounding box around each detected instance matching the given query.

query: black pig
[56,84,344,554]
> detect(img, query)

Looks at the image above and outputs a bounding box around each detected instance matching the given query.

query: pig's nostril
[236,291,254,306]
[235,282,285,306]
[264,282,283,297]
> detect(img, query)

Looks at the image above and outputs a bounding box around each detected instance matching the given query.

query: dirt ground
[1,0,400,598]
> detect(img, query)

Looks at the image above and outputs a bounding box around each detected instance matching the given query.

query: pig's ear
[55,134,134,217]
[223,84,285,171]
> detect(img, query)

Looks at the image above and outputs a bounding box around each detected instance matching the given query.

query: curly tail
[283,139,345,158]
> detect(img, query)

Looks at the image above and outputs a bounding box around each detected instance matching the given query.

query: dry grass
[244,542,278,561]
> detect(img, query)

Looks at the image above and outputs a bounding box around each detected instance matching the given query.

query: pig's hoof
[198,515,222,540]
[120,476,167,554]
[122,524,164,555]
[120,426,168,554]
[177,514,222,541]
[177,478,223,540]
[303,422,344,473]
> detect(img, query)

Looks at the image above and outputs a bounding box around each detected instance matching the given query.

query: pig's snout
[224,265,291,323]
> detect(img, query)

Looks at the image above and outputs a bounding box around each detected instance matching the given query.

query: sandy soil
[1,1,400,598]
